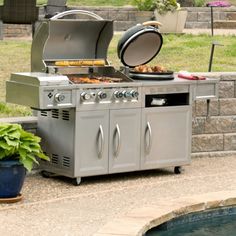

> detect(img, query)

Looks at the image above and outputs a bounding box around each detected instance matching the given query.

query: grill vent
[41,111,48,117]
[63,156,70,168]
[52,110,59,119]
[51,154,59,165]
[62,110,70,121]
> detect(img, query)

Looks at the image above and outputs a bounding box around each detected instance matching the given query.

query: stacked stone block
[67,6,151,31]
[3,24,32,37]
[186,6,236,29]
[1,6,236,37]
[192,72,236,158]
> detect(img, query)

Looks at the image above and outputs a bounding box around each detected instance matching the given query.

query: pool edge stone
[94,191,236,236]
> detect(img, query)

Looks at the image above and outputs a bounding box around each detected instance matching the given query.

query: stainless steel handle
[145,122,152,154]
[50,10,104,20]
[97,125,104,159]
[113,124,121,158]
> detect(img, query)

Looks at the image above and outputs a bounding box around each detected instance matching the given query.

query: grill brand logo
[48,92,53,99]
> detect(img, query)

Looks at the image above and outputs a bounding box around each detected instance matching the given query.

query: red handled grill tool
[178,71,206,80]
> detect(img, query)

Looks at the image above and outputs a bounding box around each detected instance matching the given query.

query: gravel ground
[0,156,236,235]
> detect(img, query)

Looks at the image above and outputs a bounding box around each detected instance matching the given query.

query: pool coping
[94,190,236,236]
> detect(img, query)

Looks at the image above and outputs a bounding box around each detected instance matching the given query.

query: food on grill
[134,65,167,73]
[55,60,106,67]
[68,76,122,84]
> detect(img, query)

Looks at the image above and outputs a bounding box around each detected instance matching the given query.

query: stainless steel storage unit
[6,10,218,185]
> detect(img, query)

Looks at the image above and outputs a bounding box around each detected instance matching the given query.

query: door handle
[97,125,104,159]
[145,122,152,154]
[113,124,121,158]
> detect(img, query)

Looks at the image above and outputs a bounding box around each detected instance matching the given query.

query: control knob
[97,91,107,100]
[114,91,123,99]
[122,90,129,98]
[122,90,133,99]
[80,92,91,101]
[130,90,139,98]
[54,93,65,103]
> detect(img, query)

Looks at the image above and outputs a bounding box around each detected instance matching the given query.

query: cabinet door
[75,110,109,176]
[141,106,191,170]
[109,108,141,173]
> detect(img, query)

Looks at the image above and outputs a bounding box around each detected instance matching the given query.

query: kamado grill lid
[118,21,163,68]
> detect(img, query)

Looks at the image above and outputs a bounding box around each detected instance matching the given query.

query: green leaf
[0,140,12,150]
[20,143,32,152]
[18,147,27,157]
[0,123,49,171]
[19,158,33,172]
[37,152,50,161]
[0,149,7,159]
[25,153,39,164]
[4,136,19,147]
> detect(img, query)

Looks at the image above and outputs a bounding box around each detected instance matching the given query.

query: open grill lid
[117,21,163,68]
[31,10,113,72]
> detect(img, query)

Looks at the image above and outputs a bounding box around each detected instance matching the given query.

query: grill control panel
[79,88,139,103]
[78,87,141,110]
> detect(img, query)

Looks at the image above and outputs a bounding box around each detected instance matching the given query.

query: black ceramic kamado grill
[118,21,174,80]
[6,10,218,185]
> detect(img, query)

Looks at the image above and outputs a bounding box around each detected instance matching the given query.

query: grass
[108,34,236,72]
[0,33,236,117]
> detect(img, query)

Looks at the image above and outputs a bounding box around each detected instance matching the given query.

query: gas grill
[6,10,219,185]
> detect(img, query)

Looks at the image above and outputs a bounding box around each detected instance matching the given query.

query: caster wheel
[41,170,56,178]
[174,166,181,174]
[72,177,81,186]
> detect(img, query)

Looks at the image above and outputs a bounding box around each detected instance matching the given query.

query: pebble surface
[0,156,236,235]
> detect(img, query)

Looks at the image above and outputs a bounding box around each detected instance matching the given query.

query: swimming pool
[146,206,236,236]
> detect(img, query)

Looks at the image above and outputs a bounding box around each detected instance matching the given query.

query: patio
[0,155,236,235]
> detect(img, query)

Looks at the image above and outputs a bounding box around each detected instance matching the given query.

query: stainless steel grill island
[6,10,218,185]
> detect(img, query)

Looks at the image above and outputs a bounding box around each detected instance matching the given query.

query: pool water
[146,207,236,236]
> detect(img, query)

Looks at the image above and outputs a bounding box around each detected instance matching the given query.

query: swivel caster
[174,166,181,174]
[72,177,81,186]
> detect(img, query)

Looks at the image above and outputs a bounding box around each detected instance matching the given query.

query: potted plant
[133,0,156,23]
[0,123,49,201]
[153,0,188,33]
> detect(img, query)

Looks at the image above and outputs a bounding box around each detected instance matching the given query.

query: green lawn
[0,33,236,117]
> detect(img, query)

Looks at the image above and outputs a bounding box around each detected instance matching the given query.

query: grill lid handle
[50,10,104,20]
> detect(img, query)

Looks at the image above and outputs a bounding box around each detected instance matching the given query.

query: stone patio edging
[94,191,236,236]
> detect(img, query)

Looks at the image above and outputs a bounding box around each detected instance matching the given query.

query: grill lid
[31,10,113,72]
[117,21,163,68]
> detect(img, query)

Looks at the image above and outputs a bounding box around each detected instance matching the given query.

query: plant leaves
[37,152,50,161]
[4,136,19,147]
[0,123,49,170]
[19,158,33,172]
[0,140,12,150]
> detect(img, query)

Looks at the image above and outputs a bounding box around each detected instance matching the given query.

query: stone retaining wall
[1,6,236,37]
[186,6,236,29]
[192,72,236,158]
[1,72,236,158]
[2,24,32,38]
